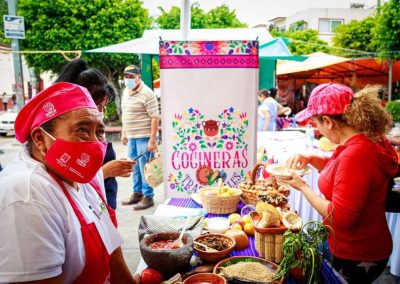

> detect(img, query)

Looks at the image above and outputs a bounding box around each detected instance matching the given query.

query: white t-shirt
[0,150,123,283]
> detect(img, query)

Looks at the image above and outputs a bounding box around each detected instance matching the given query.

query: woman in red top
[283,83,398,283]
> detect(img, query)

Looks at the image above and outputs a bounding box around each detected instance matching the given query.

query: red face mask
[41,129,107,183]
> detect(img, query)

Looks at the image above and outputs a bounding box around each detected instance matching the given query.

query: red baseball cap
[15,82,97,143]
[295,83,354,122]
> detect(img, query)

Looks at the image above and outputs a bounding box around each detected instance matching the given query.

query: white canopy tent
[86,28,273,55]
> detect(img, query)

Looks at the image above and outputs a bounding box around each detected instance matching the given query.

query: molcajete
[140,232,194,276]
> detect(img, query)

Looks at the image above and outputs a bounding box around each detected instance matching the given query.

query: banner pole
[180,0,191,40]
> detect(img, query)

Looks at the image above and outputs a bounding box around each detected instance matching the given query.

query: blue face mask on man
[125,78,136,90]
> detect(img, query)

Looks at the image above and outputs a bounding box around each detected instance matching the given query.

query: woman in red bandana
[281,84,397,283]
[0,83,137,283]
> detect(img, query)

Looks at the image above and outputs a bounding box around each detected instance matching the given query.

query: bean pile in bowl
[194,233,235,263]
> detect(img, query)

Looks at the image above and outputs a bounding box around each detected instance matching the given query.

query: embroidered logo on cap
[43,102,57,118]
[76,153,90,167]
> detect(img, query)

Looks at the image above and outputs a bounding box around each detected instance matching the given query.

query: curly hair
[330,85,392,141]
[315,85,392,141]
[344,85,392,141]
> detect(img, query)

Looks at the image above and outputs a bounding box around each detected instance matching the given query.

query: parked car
[0,106,18,136]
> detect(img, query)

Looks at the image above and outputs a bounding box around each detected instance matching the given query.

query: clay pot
[140,232,194,277]
[202,120,220,137]
[183,273,226,284]
[290,251,306,281]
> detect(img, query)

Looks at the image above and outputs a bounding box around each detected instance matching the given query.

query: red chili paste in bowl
[149,240,179,250]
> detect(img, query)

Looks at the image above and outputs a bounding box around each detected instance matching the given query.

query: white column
[180,0,191,40]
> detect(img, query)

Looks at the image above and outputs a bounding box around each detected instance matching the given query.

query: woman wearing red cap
[0,82,136,283]
[281,83,397,283]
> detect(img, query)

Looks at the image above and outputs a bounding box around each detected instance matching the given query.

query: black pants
[332,257,388,284]
[3,102,7,110]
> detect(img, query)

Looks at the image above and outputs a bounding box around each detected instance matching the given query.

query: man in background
[2,93,8,111]
[121,65,160,210]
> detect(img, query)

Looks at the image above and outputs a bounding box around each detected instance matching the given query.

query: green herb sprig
[273,220,336,284]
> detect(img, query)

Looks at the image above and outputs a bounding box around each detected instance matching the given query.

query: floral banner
[160,40,258,198]
[159,40,259,69]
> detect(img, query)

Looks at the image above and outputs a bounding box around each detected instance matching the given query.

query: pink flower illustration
[189,143,197,152]
[191,41,228,55]
[225,141,234,150]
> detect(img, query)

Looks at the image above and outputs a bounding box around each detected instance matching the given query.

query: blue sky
[142,0,377,27]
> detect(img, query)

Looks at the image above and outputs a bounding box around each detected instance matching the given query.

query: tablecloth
[387,212,400,276]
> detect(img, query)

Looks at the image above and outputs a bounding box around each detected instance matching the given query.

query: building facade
[269,7,374,43]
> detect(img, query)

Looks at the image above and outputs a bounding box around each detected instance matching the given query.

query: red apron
[49,172,117,284]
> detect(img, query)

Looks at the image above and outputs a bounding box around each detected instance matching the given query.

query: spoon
[193,241,218,252]
[171,217,191,248]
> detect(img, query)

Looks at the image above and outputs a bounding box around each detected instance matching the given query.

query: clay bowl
[214,256,284,284]
[193,233,235,263]
[183,273,226,284]
[140,232,193,277]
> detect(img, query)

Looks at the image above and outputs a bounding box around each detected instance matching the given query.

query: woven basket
[199,187,242,214]
[240,163,272,206]
[249,211,288,264]
[255,231,284,264]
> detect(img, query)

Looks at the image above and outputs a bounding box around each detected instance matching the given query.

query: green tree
[204,4,247,28]
[372,0,400,60]
[156,2,246,29]
[332,17,376,56]
[271,29,329,55]
[156,6,181,29]
[18,0,150,119]
[0,0,11,45]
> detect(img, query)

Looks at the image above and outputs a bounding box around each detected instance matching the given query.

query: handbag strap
[149,151,160,160]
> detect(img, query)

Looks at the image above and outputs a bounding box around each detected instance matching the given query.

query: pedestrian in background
[258,89,279,131]
[11,94,16,106]
[2,92,8,111]
[121,65,160,210]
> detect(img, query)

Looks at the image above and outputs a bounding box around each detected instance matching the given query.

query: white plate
[266,164,311,180]
[190,193,202,205]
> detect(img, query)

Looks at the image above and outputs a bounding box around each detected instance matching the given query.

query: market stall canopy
[85,28,274,55]
[277,52,350,75]
[277,52,400,89]
[259,37,306,61]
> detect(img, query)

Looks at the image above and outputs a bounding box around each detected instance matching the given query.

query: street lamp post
[7,0,25,109]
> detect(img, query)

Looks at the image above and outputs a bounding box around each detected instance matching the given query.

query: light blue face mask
[125,78,136,90]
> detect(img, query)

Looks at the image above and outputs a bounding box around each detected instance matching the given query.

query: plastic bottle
[305,124,315,151]
[291,115,297,128]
